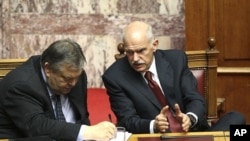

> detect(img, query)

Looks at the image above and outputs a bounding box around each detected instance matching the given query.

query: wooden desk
[224,131,230,141]
[0,131,230,141]
[128,131,229,141]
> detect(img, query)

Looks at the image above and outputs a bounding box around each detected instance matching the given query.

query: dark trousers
[209,111,246,131]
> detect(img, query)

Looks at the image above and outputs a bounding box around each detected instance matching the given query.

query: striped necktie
[54,95,66,121]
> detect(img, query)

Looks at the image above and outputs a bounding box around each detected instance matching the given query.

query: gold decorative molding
[0,59,27,78]
[217,67,250,74]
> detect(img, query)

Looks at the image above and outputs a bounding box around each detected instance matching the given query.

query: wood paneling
[186,0,250,123]
[215,0,250,124]
[185,0,209,51]
[216,0,250,67]
[217,74,250,122]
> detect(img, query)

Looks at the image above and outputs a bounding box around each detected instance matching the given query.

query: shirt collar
[40,64,53,97]
[142,56,157,77]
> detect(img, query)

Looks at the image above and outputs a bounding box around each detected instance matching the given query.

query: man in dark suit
[0,39,116,141]
[102,21,246,134]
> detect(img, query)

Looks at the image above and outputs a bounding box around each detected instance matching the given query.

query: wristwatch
[187,114,196,126]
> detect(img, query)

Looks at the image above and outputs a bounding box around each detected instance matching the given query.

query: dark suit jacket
[102,49,210,133]
[0,55,90,140]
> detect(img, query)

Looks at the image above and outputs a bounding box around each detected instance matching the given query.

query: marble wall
[0,0,185,87]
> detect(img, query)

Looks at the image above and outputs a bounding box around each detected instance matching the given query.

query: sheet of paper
[110,131,132,141]
[125,132,132,141]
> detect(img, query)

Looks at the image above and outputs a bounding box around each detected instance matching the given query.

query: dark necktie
[55,95,66,121]
[144,71,182,132]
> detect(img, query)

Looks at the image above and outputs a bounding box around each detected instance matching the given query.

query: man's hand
[84,121,117,141]
[174,104,192,132]
[154,106,170,133]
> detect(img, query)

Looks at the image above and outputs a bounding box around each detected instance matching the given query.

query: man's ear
[152,39,159,50]
[43,62,51,76]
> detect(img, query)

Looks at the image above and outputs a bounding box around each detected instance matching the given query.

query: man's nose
[133,53,140,61]
[68,79,77,86]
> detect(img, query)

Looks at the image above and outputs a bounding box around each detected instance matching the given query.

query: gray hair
[41,39,86,72]
[146,25,155,44]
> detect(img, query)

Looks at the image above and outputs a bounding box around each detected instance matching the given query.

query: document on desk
[138,135,214,141]
[110,132,132,141]
[125,132,132,141]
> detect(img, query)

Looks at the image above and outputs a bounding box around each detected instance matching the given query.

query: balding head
[123,21,154,47]
[121,21,158,73]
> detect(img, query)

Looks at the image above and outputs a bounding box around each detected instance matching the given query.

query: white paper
[125,132,132,141]
[110,131,132,141]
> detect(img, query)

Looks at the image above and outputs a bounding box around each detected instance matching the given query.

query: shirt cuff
[150,120,155,133]
[186,112,198,127]
[77,125,87,141]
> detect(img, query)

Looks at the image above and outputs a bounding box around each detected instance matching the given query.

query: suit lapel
[155,53,176,109]
[68,87,85,114]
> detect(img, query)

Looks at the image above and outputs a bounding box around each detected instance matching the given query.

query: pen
[108,113,112,122]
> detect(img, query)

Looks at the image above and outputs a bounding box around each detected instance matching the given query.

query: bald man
[102,21,245,134]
